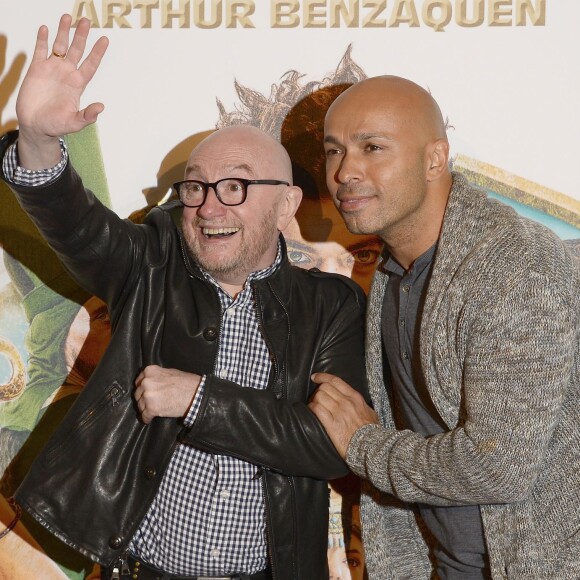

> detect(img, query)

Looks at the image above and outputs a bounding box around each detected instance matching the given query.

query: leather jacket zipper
[261,476,278,580]
[252,285,279,381]
[110,550,130,578]
[253,282,281,579]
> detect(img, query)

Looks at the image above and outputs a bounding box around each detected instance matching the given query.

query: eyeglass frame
[173,177,290,207]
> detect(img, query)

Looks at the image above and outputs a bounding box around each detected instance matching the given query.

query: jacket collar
[422,172,489,330]
[367,172,490,428]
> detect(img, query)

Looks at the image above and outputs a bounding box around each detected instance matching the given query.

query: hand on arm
[309,372,379,459]
[134,365,202,425]
[16,14,108,169]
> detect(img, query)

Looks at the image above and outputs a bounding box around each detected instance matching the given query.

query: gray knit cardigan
[347,173,580,579]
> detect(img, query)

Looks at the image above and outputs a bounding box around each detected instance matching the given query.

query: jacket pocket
[43,381,127,468]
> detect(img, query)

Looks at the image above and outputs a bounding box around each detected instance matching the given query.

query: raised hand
[16,14,109,169]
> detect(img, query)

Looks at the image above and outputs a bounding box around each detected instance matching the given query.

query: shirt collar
[202,240,282,307]
[383,242,438,278]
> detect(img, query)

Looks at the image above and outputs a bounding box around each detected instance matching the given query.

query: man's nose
[197,186,226,217]
[336,152,362,184]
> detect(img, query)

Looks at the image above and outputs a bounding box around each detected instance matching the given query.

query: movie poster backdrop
[1,1,579,578]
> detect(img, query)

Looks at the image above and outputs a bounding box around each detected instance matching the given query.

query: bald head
[327,75,447,145]
[186,125,294,184]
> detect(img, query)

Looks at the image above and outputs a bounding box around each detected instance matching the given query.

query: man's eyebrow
[286,239,315,252]
[184,162,254,176]
[324,133,393,145]
[324,135,341,145]
[356,132,393,141]
[184,163,201,175]
[229,163,253,174]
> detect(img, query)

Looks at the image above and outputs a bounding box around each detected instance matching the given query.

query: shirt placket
[399,269,415,365]
[204,294,237,566]
[205,455,224,568]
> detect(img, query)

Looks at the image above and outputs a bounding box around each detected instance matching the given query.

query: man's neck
[384,226,441,271]
[218,280,245,299]
[384,181,450,270]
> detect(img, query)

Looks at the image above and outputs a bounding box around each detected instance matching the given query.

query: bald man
[0,16,368,580]
[309,76,580,579]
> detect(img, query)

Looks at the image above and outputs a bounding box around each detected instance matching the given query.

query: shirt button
[219,368,228,379]
[402,351,409,360]
[210,548,220,558]
[402,285,411,293]
[220,489,231,499]
[399,319,405,327]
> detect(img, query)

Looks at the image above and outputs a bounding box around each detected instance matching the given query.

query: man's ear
[277,185,303,231]
[425,139,450,181]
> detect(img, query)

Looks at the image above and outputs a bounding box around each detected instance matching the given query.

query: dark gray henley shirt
[381,244,491,580]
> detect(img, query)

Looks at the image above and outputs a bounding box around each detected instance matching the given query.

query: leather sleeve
[181,288,369,481]
[1,136,158,312]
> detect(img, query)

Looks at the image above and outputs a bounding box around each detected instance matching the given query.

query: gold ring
[52,50,66,59]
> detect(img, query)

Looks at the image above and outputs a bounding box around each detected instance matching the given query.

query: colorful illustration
[0,34,112,576]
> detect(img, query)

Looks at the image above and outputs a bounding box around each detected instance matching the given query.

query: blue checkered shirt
[4,141,277,575]
[129,256,278,575]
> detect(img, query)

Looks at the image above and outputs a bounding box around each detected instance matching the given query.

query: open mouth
[202,227,240,239]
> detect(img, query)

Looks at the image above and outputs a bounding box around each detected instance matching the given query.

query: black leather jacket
[2,132,368,580]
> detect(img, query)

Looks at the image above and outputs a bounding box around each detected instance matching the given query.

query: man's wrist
[16,131,62,171]
[345,422,382,476]
[4,139,68,187]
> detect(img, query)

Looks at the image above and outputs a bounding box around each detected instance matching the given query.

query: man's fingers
[311,372,339,385]
[308,399,334,426]
[51,14,72,59]
[79,102,105,126]
[312,377,363,407]
[134,384,143,400]
[77,35,109,83]
[32,25,49,62]
[311,372,354,394]
[310,385,341,408]
[135,385,154,423]
[65,18,91,66]
[134,370,145,387]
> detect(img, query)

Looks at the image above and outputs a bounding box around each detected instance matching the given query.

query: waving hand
[16,14,109,169]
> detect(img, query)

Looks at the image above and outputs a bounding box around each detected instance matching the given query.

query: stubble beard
[336,173,427,240]
[183,206,280,281]
[334,183,382,237]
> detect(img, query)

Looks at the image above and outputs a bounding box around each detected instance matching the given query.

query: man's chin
[194,255,237,278]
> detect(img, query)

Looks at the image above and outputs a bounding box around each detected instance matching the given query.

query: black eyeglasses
[173,177,290,207]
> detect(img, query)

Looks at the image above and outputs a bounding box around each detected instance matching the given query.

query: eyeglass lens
[179,179,245,207]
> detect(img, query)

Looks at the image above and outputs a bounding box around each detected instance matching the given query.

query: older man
[310,76,580,579]
[0,15,367,580]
